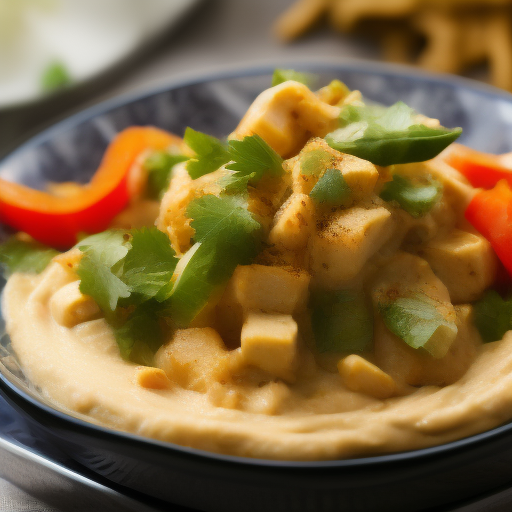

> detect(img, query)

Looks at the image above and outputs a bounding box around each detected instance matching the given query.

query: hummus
[2,77,511,461]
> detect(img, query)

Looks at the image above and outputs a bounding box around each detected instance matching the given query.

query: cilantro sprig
[309,169,351,207]
[166,195,262,327]
[0,237,59,278]
[143,151,189,199]
[184,129,283,190]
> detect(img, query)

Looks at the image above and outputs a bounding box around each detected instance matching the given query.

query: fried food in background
[274,0,512,90]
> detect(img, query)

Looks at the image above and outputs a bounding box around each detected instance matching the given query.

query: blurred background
[3,0,509,161]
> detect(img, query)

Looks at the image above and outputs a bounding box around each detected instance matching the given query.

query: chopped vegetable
[465,180,512,276]
[0,237,59,278]
[0,127,179,248]
[300,148,333,176]
[309,168,351,206]
[325,102,462,166]
[144,151,189,199]
[310,290,373,353]
[41,61,71,92]
[379,294,458,358]
[444,144,512,189]
[271,68,316,87]
[166,196,262,326]
[473,290,512,343]
[380,174,442,218]
[184,128,231,179]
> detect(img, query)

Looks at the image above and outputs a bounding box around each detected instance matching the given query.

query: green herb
[0,237,59,278]
[309,169,351,206]
[379,294,458,358]
[310,290,373,353]
[325,102,462,166]
[144,151,189,199]
[77,230,131,269]
[41,61,71,92]
[217,171,256,194]
[121,228,178,301]
[227,134,283,180]
[473,290,512,343]
[184,128,231,179]
[380,174,442,218]
[165,195,262,326]
[300,148,332,176]
[113,301,164,364]
[271,69,316,87]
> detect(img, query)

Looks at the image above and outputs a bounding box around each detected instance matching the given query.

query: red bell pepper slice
[0,127,181,249]
[465,180,512,276]
[444,144,512,189]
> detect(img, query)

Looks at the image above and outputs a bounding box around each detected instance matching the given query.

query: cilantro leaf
[184,128,231,179]
[309,169,351,207]
[165,195,262,326]
[473,290,512,343]
[380,174,442,218]
[226,134,283,182]
[77,253,131,312]
[310,289,373,353]
[300,148,333,176]
[379,294,458,358]
[77,230,131,269]
[272,69,316,87]
[144,150,189,199]
[217,171,256,194]
[0,237,59,278]
[326,102,462,166]
[113,300,164,363]
[122,228,178,301]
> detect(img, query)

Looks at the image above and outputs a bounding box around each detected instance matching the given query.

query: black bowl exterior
[2,62,512,512]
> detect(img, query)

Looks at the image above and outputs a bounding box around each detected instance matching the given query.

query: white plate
[0,0,202,109]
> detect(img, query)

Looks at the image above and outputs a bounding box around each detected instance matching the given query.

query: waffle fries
[275,0,512,90]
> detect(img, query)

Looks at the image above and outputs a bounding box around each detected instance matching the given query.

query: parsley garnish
[0,237,59,278]
[380,174,442,218]
[184,128,230,179]
[41,61,72,92]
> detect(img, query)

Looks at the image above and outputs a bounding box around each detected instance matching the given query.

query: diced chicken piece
[241,311,298,381]
[418,229,498,303]
[309,205,394,288]
[231,264,311,314]
[268,193,315,251]
[289,138,379,200]
[338,355,396,399]
[135,366,170,389]
[372,253,457,359]
[374,304,482,387]
[50,281,100,328]
[154,328,232,392]
[230,81,340,158]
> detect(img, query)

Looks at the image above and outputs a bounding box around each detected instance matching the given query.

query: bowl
[2,61,512,512]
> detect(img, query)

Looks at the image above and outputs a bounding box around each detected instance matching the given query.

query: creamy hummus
[2,78,511,461]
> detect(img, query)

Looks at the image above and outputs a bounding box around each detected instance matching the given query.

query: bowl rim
[2,58,512,469]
